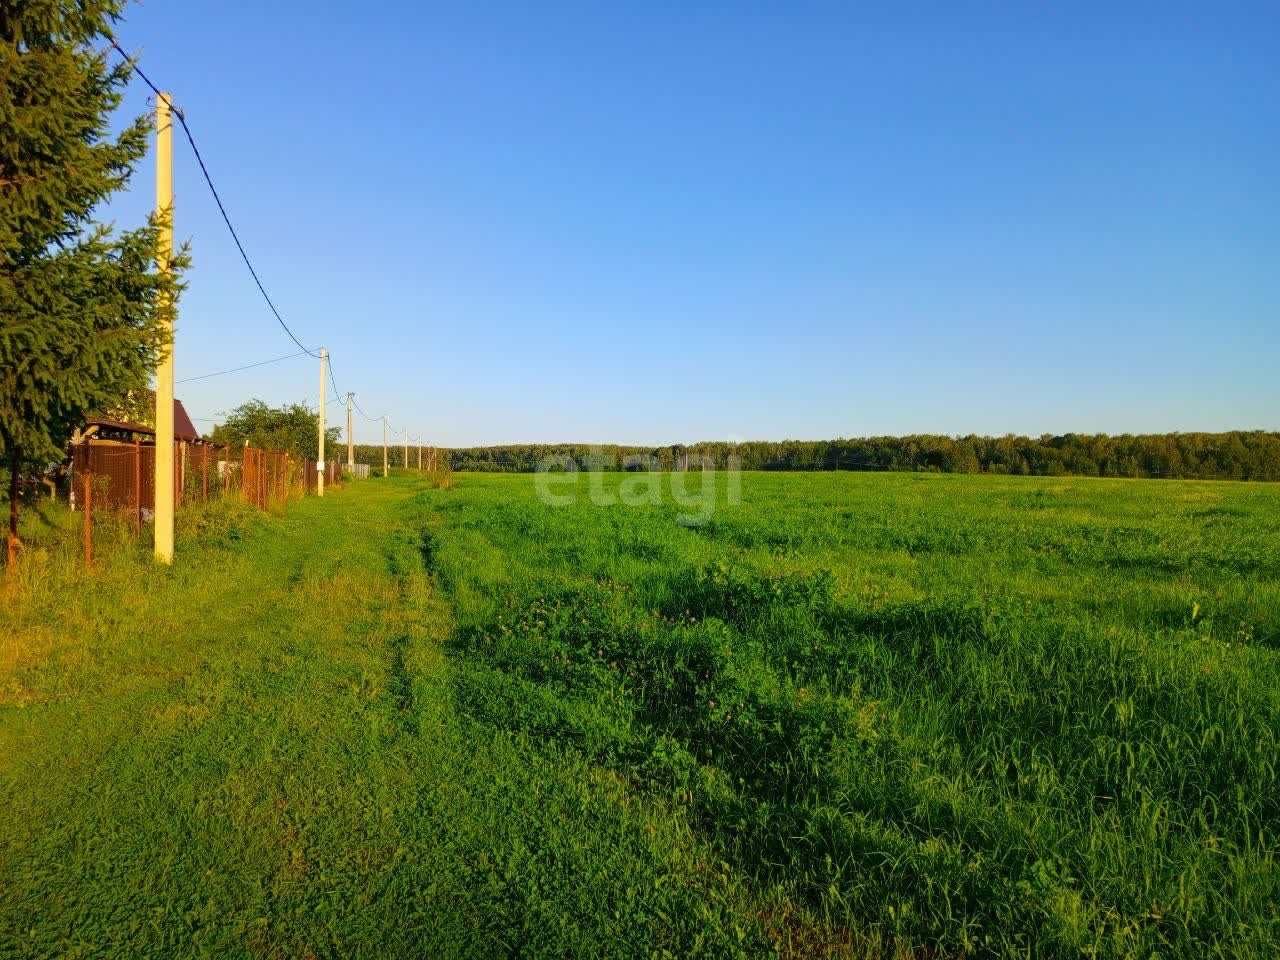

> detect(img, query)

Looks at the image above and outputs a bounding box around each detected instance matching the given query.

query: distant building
[67,394,210,510]
[76,391,204,446]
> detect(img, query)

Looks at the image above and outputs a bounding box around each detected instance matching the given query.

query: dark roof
[173,400,200,441]
[86,398,202,443]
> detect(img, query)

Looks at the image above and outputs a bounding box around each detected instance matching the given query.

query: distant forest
[344,432,1280,480]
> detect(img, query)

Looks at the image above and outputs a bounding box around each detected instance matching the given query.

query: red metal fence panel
[73,440,338,523]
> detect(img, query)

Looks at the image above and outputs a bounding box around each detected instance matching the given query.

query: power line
[328,362,405,439]
[351,396,383,424]
[326,354,345,404]
[348,394,400,439]
[110,38,320,360]
[110,38,416,445]
[176,349,313,384]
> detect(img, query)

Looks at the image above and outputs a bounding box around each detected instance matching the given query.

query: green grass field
[2,471,1278,958]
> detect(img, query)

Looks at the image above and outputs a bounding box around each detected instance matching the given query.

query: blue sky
[105,1,1278,446]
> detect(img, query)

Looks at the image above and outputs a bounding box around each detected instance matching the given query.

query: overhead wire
[109,38,319,360]
[108,37,415,441]
[351,396,383,424]
[326,356,344,406]
[176,349,313,384]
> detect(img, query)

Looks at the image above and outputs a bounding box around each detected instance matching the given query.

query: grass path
[0,477,772,959]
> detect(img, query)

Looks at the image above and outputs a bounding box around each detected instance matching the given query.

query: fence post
[224,446,230,497]
[134,438,142,534]
[202,444,209,502]
[83,471,93,571]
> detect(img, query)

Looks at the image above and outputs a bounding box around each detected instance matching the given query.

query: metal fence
[68,441,350,568]
[71,441,342,517]
[301,456,342,496]
[71,440,235,525]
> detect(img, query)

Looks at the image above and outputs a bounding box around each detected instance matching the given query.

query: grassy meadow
[1,470,1278,957]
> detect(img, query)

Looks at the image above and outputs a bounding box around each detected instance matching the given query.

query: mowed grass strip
[0,477,798,959]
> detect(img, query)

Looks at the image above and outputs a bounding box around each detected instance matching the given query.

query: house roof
[86,398,202,443]
[173,400,200,441]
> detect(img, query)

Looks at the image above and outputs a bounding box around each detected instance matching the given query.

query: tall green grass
[422,471,1280,957]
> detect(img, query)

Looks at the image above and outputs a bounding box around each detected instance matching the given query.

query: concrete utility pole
[417,444,422,471]
[317,347,327,497]
[346,393,354,471]
[382,418,388,477]
[154,92,175,564]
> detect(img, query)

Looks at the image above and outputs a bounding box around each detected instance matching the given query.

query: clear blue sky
[105,1,1278,447]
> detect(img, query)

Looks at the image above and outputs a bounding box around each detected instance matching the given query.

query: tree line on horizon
[336,431,1280,481]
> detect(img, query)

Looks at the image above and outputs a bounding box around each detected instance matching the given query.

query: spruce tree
[0,1,184,565]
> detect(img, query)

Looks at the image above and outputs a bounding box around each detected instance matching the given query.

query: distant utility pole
[346,393,354,471]
[417,444,422,470]
[382,417,388,477]
[317,347,327,497]
[404,436,408,470]
[154,92,175,564]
